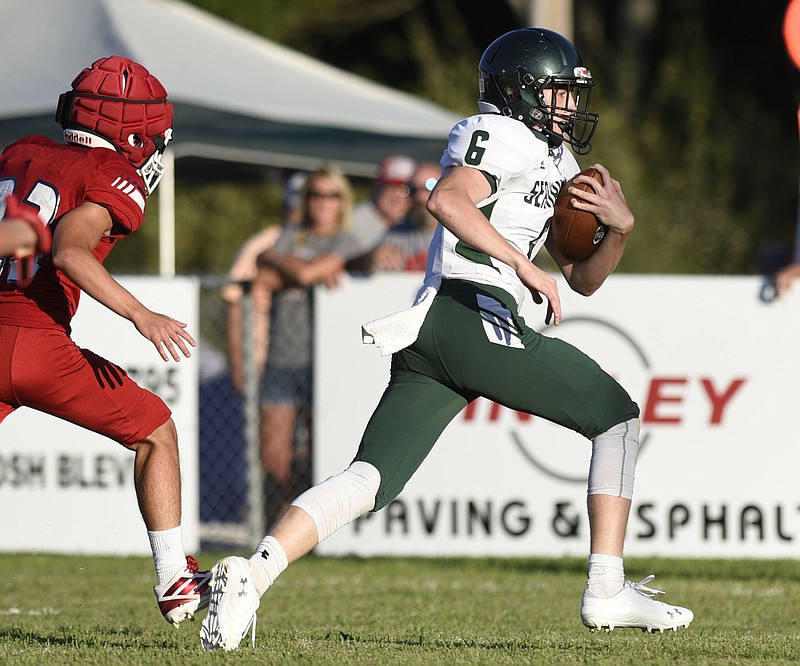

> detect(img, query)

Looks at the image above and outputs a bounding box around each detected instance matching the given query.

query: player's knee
[145,418,177,446]
[372,479,402,512]
[127,417,177,452]
[291,461,381,542]
[588,417,640,499]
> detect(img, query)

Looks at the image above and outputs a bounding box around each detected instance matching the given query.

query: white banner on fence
[0,277,199,555]
[314,273,800,559]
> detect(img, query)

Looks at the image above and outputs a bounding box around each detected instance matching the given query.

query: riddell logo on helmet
[64,129,94,146]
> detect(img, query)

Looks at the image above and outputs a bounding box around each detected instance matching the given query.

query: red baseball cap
[377,155,416,186]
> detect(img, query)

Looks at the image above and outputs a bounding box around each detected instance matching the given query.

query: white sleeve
[442,115,548,189]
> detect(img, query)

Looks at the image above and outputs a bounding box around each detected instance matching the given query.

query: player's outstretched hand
[2,194,53,288]
[516,261,561,326]
[133,309,197,362]
[3,194,52,258]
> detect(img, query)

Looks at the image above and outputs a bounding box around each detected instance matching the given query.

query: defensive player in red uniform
[0,56,210,627]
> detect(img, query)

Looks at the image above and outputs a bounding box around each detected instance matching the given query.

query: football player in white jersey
[200,28,692,651]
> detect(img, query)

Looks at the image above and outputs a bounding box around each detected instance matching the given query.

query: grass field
[1,552,798,665]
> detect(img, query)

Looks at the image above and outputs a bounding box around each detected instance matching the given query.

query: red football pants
[0,324,171,446]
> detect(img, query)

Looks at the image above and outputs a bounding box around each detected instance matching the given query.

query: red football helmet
[55,55,174,195]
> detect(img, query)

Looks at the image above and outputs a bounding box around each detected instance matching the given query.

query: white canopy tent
[0,0,461,274]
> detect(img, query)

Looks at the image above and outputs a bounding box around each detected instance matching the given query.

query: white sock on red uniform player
[148,526,187,586]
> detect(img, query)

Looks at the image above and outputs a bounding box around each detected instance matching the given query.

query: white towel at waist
[361,276,441,356]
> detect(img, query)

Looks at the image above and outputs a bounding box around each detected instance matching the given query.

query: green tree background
[107,0,800,276]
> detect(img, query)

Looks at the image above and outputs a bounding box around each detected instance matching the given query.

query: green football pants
[354,279,640,509]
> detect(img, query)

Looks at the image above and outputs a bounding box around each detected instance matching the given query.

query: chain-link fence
[197,276,315,550]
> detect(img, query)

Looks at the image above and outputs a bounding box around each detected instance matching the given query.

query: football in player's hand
[550,167,608,261]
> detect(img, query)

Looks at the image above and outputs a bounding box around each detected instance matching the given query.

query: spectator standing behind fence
[346,154,417,272]
[366,162,441,272]
[254,165,362,528]
[223,172,307,393]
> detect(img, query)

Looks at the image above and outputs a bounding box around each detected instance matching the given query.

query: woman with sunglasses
[253,165,362,529]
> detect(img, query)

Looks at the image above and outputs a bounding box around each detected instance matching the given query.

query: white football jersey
[425,113,581,308]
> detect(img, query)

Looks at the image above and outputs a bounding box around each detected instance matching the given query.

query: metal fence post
[240,280,264,543]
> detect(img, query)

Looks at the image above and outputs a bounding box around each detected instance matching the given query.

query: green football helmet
[478,28,598,154]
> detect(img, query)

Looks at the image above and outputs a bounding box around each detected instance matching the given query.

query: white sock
[248,535,289,596]
[148,526,186,586]
[587,553,625,597]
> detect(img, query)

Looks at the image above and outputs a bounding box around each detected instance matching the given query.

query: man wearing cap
[347,154,416,272]
[367,162,441,272]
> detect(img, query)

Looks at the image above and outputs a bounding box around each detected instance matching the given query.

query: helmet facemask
[492,67,598,155]
[477,28,600,155]
[137,128,172,195]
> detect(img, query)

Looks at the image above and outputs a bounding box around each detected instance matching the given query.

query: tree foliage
[107,0,800,276]
[576,0,799,273]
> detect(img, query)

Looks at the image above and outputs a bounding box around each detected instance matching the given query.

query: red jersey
[0,135,147,333]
